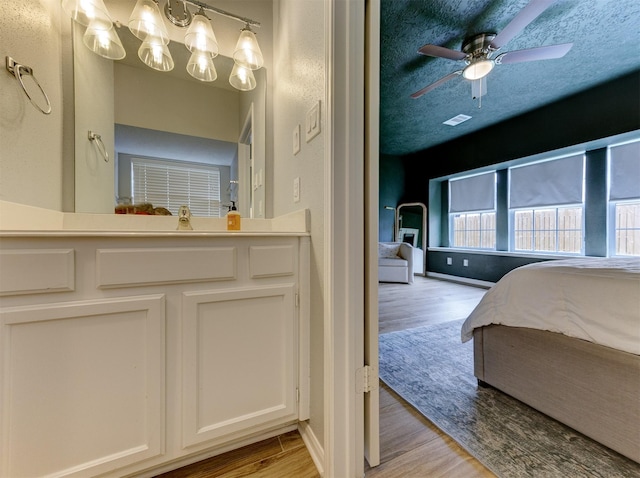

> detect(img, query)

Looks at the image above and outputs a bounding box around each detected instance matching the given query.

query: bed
[461,257,640,463]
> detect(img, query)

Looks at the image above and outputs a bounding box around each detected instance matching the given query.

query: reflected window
[131,157,222,217]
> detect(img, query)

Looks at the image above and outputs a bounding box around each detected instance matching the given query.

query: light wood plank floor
[156,277,493,477]
[366,276,494,477]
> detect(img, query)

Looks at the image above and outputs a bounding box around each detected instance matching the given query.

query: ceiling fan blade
[411,71,462,99]
[490,0,555,50]
[496,43,573,64]
[418,44,467,61]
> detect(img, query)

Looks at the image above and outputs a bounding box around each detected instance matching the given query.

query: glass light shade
[184,13,219,57]
[128,0,169,43]
[462,59,494,80]
[61,0,112,28]
[187,51,217,82]
[233,27,264,70]
[229,63,256,91]
[138,38,174,71]
[83,21,126,60]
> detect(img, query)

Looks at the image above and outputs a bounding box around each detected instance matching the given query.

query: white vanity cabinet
[0,233,310,478]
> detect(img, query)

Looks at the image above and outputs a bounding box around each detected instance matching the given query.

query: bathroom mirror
[396,202,427,275]
[0,0,270,218]
[72,0,268,217]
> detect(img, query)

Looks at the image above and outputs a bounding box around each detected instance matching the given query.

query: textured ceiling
[380,0,640,156]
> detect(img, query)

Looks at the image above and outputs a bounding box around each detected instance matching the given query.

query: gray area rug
[378,319,640,477]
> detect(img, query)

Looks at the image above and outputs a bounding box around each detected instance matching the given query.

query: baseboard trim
[298,420,325,477]
[426,271,494,289]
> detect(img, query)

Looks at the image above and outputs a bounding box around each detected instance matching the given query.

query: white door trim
[323,0,367,477]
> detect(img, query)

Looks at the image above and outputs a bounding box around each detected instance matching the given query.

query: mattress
[461,257,640,355]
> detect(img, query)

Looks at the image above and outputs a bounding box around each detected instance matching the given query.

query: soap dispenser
[226,201,241,231]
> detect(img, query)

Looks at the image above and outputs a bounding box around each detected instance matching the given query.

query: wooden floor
[157,277,494,477]
[366,277,494,477]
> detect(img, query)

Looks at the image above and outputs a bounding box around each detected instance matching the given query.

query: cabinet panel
[96,247,236,288]
[249,245,295,278]
[0,295,165,477]
[181,285,297,448]
[0,249,74,295]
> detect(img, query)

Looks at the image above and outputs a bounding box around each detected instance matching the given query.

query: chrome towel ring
[5,56,52,115]
[88,131,109,162]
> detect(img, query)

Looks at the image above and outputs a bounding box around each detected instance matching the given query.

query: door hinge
[295,292,300,308]
[356,365,378,394]
[296,387,300,403]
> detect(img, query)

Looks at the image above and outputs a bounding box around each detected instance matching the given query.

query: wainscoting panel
[249,245,295,278]
[0,249,74,295]
[96,247,236,288]
[0,295,165,477]
[181,285,298,448]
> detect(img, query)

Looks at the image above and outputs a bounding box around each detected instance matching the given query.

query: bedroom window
[509,154,585,255]
[449,172,496,249]
[609,140,640,256]
[131,157,222,217]
[513,207,583,253]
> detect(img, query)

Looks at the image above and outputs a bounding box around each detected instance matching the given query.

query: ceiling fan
[411,0,573,99]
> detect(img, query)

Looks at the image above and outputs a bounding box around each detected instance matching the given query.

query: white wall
[0,0,66,210]
[272,0,326,448]
[114,63,240,142]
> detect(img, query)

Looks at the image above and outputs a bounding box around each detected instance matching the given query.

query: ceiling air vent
[443,114,471,126]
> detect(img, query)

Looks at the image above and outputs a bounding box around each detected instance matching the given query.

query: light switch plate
[293,124,301,155]
[305,101,321,142]
[293,177,300,203]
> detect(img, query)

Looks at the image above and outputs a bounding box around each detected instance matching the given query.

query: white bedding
[461,257,640,355]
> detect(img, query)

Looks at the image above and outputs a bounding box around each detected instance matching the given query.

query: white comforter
[461,257,640,355]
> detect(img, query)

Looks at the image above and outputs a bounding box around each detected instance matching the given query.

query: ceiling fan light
[463,59,494,80]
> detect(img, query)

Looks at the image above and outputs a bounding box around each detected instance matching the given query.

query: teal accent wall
[584,148,608,257]
[395,71,640,282]
[379,154,405,241]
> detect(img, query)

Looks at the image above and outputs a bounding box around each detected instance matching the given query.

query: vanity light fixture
[186,50,217,81]
[61,0,112,29]
[128,0,170,43]
[233,24,264,70]
[229,62,256,91]
[138,37,175,71]
[83,20,126,60]
[62,0,263,90]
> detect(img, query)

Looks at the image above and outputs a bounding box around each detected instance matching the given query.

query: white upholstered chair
[378,242,414,284]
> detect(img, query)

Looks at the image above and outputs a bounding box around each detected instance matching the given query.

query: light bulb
[128,0,169,43]
[187,51,217,82]
[185,12,219,57]
[61,0,112,28]
[229,63,256,91]
[138,37,174,71]
[233,26,264,70]
[83,20,126,60]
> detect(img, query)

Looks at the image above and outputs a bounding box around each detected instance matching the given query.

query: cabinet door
[181,285,297,448]
[0,295,165,478]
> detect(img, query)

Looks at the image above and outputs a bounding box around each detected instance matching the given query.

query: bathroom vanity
[0,203,310,477]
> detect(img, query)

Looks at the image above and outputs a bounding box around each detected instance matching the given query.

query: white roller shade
[449,172,495,213]
[610,141,640,201]
[510,154,584,209]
